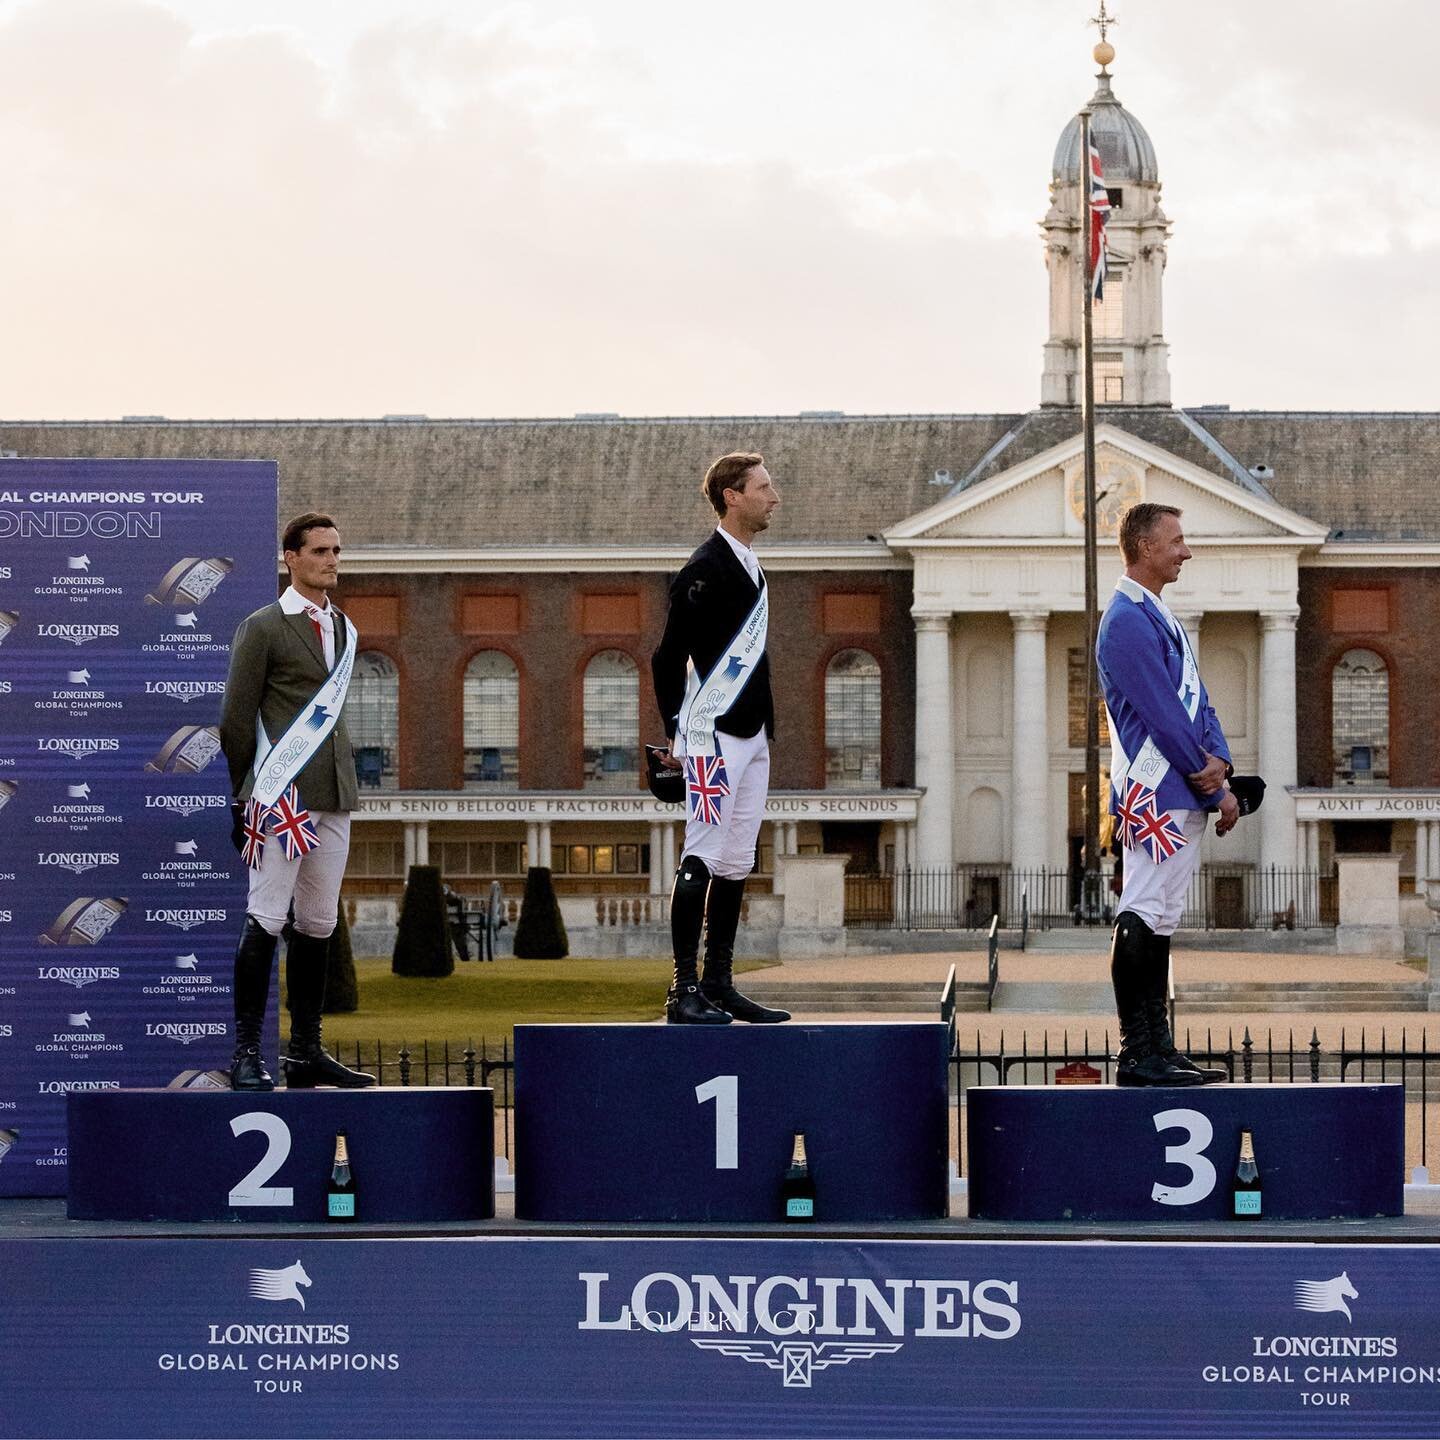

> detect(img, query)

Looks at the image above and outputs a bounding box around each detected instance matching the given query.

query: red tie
[306,607,325,653]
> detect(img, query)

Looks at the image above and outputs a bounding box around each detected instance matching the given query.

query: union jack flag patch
[1115,778,1189,863]
[240,798,269,871]
[685,754,731,826]
[269,785,320,861]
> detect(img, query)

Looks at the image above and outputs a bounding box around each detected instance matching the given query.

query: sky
[0,0,1435,419]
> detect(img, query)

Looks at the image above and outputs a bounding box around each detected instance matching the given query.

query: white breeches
[681,730,770,881]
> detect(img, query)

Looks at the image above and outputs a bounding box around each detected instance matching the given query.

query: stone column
[538,822,553,870]
[1173,610,1203,671]
[525,822,539,871]
[649,821,666,894]
[661,821,678,878]
[913,612,954,872]
[1010,611,1050,871]
[1258,611,1299,872]
[403,822,417,872]
[415,821,430,867]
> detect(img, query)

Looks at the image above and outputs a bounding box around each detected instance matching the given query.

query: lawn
[320,953,771,1055]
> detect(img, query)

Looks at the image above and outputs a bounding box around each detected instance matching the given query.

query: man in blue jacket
[1097,503,1243,1087]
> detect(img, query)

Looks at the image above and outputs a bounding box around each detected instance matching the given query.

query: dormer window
[1106,187,1123,210]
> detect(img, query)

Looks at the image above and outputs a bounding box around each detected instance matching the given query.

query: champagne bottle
[780,1131,815,1221]
[327,1130,357,1222]
[1231,1127,1261,1219]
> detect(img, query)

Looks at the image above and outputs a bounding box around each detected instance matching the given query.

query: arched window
[824,648,882,789]
[350,651,399,789]
[1332,648,1389,786]
[583,650,639,790]
[463,651,519,788]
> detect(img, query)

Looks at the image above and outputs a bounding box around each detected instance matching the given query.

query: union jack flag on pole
[685,754,731,827]
[1088,134,1111,302]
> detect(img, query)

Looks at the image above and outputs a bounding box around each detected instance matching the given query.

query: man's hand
[1214,789,1240,837]
[1188,750,1229,797]
[652,746,684,771]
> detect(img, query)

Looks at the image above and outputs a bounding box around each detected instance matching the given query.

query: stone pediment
[885,423,1328,548]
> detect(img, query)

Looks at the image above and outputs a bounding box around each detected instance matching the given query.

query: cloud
[0,0,1435,417]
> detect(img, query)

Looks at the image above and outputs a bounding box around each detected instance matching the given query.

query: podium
[966,1082,1404,1221]
[67,1087,494,1223]
[514,1023,949,1222]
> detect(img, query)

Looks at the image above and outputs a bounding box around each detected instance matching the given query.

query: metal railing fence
[845,865,1330,931]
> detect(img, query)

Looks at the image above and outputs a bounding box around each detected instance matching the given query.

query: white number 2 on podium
[228,1111,295,1207]
[1150,1107,1216,1206]
[695,1075,739,1170]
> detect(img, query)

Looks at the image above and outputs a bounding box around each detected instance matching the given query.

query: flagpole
[1080,106,1102,924]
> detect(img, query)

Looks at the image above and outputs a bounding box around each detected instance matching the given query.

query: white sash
[1108,578,1200,797]
[672,586,768,760]
[250,616,358,806]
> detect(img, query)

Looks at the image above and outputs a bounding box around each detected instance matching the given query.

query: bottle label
[1233,1191,1261,1217]
[785,1198,814,1219]
[327,1193,356,1219]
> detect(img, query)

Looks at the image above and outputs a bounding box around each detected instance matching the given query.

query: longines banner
[2,1237,1438,1437]
[0,459,277,1196]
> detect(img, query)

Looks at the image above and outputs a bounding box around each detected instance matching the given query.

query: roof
[1052,73,1159,185]
[3,408,1438,546]
[0,415,1019,548]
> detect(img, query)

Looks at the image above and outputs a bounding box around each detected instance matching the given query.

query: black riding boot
[701,877,789,1023]
[666,858,731,1025]
[1111,911,1202,1087]
[1147,932,1227,1083]
[281,931,377,1087]
[229,917,277,1091]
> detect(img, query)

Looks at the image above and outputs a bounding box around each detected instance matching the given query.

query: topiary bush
[392,864,456,977]
[282,905,359,1013]
[323,904,360,1013]
[512,866,569,959]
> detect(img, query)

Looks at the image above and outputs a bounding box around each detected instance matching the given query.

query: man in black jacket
[651,453,790,1025]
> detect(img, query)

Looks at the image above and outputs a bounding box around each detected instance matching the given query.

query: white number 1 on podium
[695,1075,739,1170]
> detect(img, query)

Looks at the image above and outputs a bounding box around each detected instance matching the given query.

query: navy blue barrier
[514,1023,950,1222]
[967,1083,1404,1221]
[3,1234,1438,1437]
[66,1088,494,1223]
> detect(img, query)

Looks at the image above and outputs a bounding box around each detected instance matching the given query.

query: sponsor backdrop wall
[0,459,278,1196]
[2,1236,1438,1437]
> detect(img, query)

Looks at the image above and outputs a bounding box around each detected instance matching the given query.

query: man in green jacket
[219,511,374,1091]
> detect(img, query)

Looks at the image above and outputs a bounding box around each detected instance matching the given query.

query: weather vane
[1088,1,1117,69]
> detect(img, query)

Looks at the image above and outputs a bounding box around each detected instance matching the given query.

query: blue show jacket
[1096,576,1231,819]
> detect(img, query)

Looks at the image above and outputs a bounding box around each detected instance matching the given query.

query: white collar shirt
[280,585,335,668]
[716,525,762,588]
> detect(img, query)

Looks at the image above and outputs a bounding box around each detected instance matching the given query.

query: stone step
[1177,983,1430,1013]
[1021,930,1114,952]
[741,980,988,1014]
[990,980,1112,1013]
